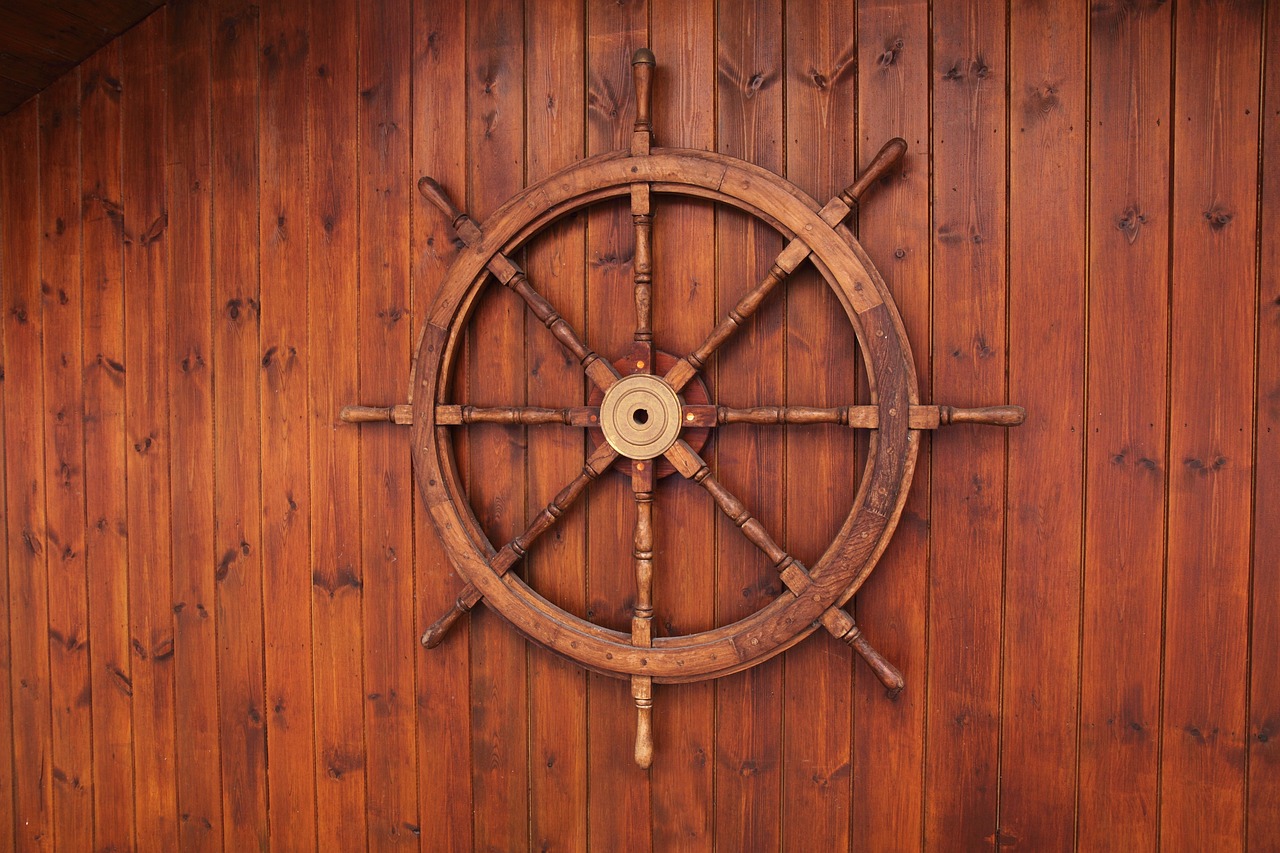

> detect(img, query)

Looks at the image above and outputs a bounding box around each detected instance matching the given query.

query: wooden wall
[0,0,1275,850]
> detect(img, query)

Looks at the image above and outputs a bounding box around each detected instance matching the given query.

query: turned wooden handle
[420,587,480,648]
[846,630,905,698]
[632,48,655,133]
[340,404,412,425]
[341,405,392,423]
[940,405,1027,427]
[821,607,904,698]
[839,137,908,207]
[632,674,654,768]
[634,702,654,768]
[417,176,465,225]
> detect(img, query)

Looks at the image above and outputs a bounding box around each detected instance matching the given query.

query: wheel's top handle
[631,47,655,155]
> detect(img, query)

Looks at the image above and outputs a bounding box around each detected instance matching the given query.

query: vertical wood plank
[1249,4,1280,846]
[465,0,529,848]
[164,3,224,848]
[357,0,419,847]
[39,69,94,853]
[1077,3,1171,849]
[1000,3,1086,851]
[121,13,181,850]
[712,0,785,847]
[2,98,54,853]
[1162,2,1261,849]
[524,2,589,850]
[209,2,268,848]
[0,108,14,847]
[649,1,716,847]
[412,0,473,850]
[258,0,317,848]
[925,0,1007,848]
[585,0,653,845]
[121,15,181,850]
[79,40,137,853]
[782,1,858,848]
[852,0,931,846]
[307,0,368,847]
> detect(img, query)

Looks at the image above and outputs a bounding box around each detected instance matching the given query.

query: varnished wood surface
[0,0,1275,850]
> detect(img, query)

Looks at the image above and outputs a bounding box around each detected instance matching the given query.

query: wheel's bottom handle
[632,675,654,769]
[820,608,904,697]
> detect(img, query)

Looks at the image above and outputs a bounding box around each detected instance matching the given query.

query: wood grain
[357,0,419,846]
[210,2,268,846]
[121,15,180,849]
[465,0,528,850]
[79,40,137,853]
[1077,2,1171,850]
[39,69,94,853]
[164,2,223,847]
[412,0,472,849]
[2,97,54,853]
[1000,3,1086,851]
[712,0,785,848]
[925,0,1007,849]
[524,0,587,847]
[1162,2,1261,848]
[650,0,716,844]
[782,1,857,847]
[1250,2,1280,844]
[852,0,930,846]
[259,0,317,846]
[307,0,368,847]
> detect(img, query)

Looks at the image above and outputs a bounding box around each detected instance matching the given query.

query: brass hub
[598,374,683,460]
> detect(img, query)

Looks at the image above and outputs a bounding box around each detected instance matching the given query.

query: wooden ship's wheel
[342,50,1024,767]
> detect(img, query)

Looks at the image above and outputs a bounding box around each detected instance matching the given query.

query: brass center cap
[598,374,683,460]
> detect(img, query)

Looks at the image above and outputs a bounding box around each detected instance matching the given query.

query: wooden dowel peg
[838,137,908,208]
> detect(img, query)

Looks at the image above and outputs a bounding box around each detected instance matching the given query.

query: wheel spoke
[663,244,806,392]
[630,458,656,767]
[417,176,620,392]
[435,405,600,427]
[630,47,657,769]
[631,460,655,647]
[678,403,1028,429]
[663,138,910,395]
[663,440,805,584]
[500,264,621,392]
[421,441,617,648]
[632,184,654,370]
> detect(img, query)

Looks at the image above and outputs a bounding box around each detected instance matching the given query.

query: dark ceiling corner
[0,0,167,116]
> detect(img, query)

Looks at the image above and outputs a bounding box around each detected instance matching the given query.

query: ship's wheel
[342,49,1023,767]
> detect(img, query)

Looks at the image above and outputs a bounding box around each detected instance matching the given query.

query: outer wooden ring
[411,148,919,683]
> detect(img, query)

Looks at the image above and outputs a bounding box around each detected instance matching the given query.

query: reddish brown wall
[0,0,1276,850]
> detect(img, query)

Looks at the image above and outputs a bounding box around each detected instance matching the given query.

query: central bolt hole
[632,408,650,425]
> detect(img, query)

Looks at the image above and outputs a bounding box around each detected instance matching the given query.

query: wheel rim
[410,147,919,683]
